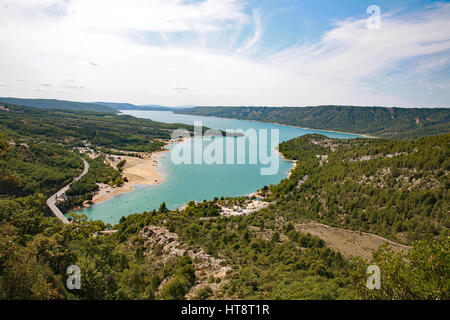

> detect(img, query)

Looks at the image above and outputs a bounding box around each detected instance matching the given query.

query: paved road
[46,159,89,224]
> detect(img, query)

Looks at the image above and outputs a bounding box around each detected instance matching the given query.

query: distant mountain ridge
[92,102,138,110]
[94,102,176,111]
[0,97,116,112]
[0,97,181,112]
[2,98,448,139]
[175,105,450,139]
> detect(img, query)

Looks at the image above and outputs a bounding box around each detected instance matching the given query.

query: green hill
[94,102,175,111]
[274,133,449,243]
[92,102,138,110]
[0,104,195,153]
[0,97,116,112]
[176,106,450,139]
[0,103,448,300]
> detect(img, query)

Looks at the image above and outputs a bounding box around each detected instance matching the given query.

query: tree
[193,286,213,300]
[160,276,188,300]
[116,159,126,169]
[353,236,449,300]
[159,202,169,213]
[271,231,280,243]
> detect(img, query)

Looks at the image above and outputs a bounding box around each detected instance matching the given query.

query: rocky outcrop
[139,226,231,299]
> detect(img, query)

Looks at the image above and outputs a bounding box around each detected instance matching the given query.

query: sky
[0,0,449,107]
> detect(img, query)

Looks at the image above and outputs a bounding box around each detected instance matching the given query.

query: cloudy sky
[0,0,449,107]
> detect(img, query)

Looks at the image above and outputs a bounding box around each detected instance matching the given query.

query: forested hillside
[0,104,448,300]
[95,102,174,111]
[176,106,450,139]
[0,104,202,214]
[0,105,204,299]
[0,97,116,112]
[274,134,449,243]
[0,104,193,152]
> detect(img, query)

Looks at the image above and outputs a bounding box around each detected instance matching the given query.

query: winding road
[46,159,89,224]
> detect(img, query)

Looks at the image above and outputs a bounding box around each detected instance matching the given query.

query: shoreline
[274,145,297,179]
[173,112,377,139]
[88,149,168,206]
[87,137,190,206]
[82,111,368,212]
[85,137,297,210]
[272,122,378,139]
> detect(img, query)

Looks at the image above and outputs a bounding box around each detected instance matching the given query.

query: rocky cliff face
[139,226,231,299]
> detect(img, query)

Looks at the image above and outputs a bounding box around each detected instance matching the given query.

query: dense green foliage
[0,126,196,299]
[0,131,123,214]
[0,97,116,112]
[59,156,124,212]
[0,136,83,197]
[0,104,193,152]
[0,196,197,299]
[176,106,450,139]
[0,104,448,300]
[353,235,449,300]
[273,134,449,243]
[0,104,193,214]
[0,106,201,299]
[114,207,357,299]
[183,200,221,217]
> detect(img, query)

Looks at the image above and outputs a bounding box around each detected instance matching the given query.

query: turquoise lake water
[72,111,361,225]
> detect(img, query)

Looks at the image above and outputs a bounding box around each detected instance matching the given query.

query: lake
[72,111,361,225]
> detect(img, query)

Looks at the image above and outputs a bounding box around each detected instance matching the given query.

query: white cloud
[0,1,449,107]
[44,0,247,33]
[62,76,75,83]
[243,9,262,51]
[269,4,450,82]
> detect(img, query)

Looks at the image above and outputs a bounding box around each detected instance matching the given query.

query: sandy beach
[90,150,167,205]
